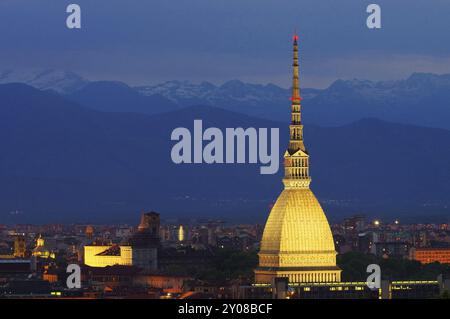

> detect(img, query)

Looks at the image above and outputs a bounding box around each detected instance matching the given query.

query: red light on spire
[293,34,299,42]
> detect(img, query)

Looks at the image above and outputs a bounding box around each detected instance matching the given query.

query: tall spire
[283,33,311,189]
[255,32,341,285]
[291,34,300,106]
[288,33,305,154]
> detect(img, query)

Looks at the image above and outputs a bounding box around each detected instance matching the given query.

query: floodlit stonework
[255,35,341,284]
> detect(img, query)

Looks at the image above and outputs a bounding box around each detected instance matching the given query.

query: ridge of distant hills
[1,69,450,130]
[1,83,450,224]
[0,69,88,94]
[67,81,179,115]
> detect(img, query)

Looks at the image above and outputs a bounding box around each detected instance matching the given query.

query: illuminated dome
[259,188,337,267]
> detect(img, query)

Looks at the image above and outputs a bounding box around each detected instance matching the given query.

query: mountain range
[0,69,88,94]
[1,83,449,224]
[138,73,450,129]
[2,68,450,130]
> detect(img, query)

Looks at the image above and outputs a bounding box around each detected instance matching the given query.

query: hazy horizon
[2,67,449,90]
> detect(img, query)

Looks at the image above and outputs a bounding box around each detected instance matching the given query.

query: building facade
[84,212,159,271]
[411,247,450,264]
[84,245,133,268]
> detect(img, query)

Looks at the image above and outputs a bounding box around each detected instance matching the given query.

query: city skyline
[1,211,449,299]
[0,1,449,302]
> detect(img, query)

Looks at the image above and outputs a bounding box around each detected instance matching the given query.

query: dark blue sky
[1,0,449,87]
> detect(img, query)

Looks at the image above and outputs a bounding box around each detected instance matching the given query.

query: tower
[85,225,94,240]
[178,225,185,242]
[36,234,44,247]
[14,234,26,258]
[254,34,341,284]
[129,212,160,272]
[137,211,160,236]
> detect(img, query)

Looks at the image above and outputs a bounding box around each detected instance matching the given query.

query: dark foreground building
[237,276,449,299]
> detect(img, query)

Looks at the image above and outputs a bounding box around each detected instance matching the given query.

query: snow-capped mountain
[0,69,88,94]
[137,80,287,107]
[137,73,450,109]
[135,73,450,127]
[304,73,450,128]
[319,73,450,103]
[136,80,321,120]
[2,68,450,129]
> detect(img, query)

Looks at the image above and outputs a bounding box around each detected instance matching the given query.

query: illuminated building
[239,280,444,299]
[42,265,59,283]
[410,247,450,264]
[128,212,159,271]
[36,235,44,247]
[14,234,26,258]
[84,212,159,271]
[32,234,55,259]
[84,245,133,267]
[255,34,341,284]
[0,234,26,259]
[137,211,160,233]
[178,225,185,242]
[85,225,94,239]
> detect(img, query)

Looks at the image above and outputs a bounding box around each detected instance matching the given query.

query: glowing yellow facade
[255,35,341,284]
[14,234,26,258]
[84,213,160,271]
[84,245,132,268]
[178,225,185,242]
[32,235,56,259]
